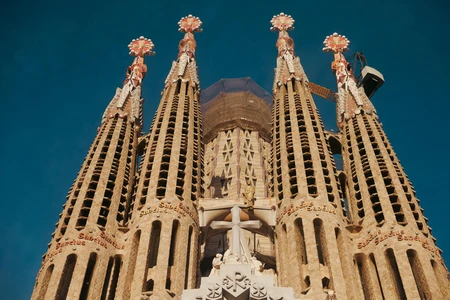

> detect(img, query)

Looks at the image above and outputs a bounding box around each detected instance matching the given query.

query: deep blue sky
[1,0,449,298]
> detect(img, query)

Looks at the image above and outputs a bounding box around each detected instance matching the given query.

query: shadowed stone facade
[32,14,449,300]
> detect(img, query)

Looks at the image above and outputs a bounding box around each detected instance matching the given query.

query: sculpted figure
[251,256,264,276]
[223,249,240,264]
[243,180,255,209]
[209,253,223,277]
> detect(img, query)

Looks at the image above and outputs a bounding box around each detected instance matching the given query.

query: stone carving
[210,206,261,262]
[182,263,298,300]
[206,283,222,299]
[243,180,256,209]
[222,271,252,297]
[323,32,377,126]
[102,37,154,124]
[251,257,264,276]
[176,15,202,83]
[270,13,305,87]
[251,283,267,299]
[209,254,223,277]
[325,290,336,299]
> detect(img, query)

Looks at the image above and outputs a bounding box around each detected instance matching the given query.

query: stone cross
[211,205,262,262]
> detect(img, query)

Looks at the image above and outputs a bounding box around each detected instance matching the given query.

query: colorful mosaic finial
[178,14,203,33]
[128,36,155,57]
[270,12,295,32]
[323,33,350,53]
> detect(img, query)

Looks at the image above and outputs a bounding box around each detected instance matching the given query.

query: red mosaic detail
[128,36,155,57]
[323,33,350,53]
[270,12,295,31]
[178,14,202,33]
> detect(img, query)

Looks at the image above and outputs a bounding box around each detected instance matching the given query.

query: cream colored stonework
[32,36,449,300]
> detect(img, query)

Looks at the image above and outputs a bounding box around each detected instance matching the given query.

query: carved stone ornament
[270,12,295,32]
[322,32,350,53]
[128,36,155,57]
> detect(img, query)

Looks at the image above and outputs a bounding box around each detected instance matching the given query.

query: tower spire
[165,15,202,90]
[102,36,155,125]
[270,13,307,92]
[126,15,203,299]
[270,13,353,298]
[323,33,376,128]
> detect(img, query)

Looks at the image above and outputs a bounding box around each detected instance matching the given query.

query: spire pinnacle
[172,14,202,83]
[270,12,295,32]
[123,36,154,90]
[107,36,155,123]
[323,33,374,126]
[128,36,155,57]
[270,13,307,88]
[323,32,350,53]
[322,33,353,80]
[178,14,203,33]
[177,15,202,60]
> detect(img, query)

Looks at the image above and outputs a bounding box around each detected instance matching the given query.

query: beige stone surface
[32,34,450,300]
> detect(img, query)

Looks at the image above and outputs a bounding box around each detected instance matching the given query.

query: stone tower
[269,13,356,299]
[31,36,155,300]
[323,32,450,299]
[31,12,450,300]
[122,15,203,299]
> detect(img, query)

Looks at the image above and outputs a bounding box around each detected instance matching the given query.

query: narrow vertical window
[385,248,406,299]
[108,255,122,300]
[148,221,162,268]
[56,254,77,300]
[295,218,308,264]
[100,257,113,300]
[294,218,307,291]
[37,264,54,299]
[407,249,431,299]
[313,219,327,266]
[184,226,193,289]
[431,259,448,298]
[356,254,373,300]
[369,253,384,299]
[168,221,179,266]
[143,221,161,292]
[80,253,97,300]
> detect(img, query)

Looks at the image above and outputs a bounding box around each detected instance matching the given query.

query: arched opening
[184,226,193,289]
[37,264,54,299]
[407,249,431,299]
[56,254,77,300]
[385,248,406,299]
[80,253,97,299]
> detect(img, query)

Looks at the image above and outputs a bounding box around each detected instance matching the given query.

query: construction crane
[308,52,384,102]
[308,81,337,103]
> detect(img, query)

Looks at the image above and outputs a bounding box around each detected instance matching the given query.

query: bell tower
[31,36,154,300]
[324,32,450,299]
[124,15,203,299]
[270,14,356,299]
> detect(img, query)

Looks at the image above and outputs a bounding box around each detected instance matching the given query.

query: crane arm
[308,82,337,103]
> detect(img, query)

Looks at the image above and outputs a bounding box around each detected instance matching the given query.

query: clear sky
[1,0,449,298]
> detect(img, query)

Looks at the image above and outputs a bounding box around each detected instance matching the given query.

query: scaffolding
[201,78,272,142]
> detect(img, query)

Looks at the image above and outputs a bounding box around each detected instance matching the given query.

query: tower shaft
[31,37,153,300]
[324,32,450,299]
[270,15,356,299]
[123,16,203,299]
